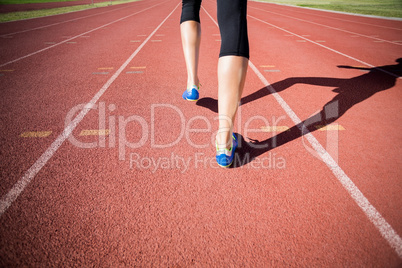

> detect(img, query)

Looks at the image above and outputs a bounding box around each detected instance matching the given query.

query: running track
[0,0,401,266]
[0,0,114,13]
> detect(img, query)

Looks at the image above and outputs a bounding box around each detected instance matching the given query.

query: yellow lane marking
[151,40,162,42]
[296,40,306,42]
[260,65,275,68]
[130,40,141,42]
[0,69,14,72]
[20,131,52,138]
[315,125,345,131]
[79,129,110,136]
[98,67,114,70]
[261,126,290,132]
[316,40,326,42]
[130,66,146,69]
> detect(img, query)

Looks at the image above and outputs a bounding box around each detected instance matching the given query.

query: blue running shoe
[216,134,238,168]
[182,85,199,101]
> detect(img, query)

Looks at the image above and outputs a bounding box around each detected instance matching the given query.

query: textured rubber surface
[0,0,401,266]
[0,0,117,13]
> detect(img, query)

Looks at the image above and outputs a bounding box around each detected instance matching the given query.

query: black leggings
[180,0,249,59]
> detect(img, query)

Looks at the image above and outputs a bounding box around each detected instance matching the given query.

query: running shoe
[216,134,238,168]
[182,85,199,101]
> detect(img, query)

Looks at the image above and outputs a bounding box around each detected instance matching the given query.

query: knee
[180,0,202,24]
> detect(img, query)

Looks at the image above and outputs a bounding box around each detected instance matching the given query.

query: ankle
[187,78,199,89]
[216,131,232,150]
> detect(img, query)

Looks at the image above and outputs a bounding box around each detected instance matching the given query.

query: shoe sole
[217,161,233,168]
[184,97,199,101]
[216,135,237,168]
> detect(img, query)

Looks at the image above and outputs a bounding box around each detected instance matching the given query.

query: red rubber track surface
[0,0,401,266]
[0,0,116,13]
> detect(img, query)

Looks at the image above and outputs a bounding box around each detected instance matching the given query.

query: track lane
[244,0,402,260]
[0,0,176,197]
[0,5,129,37]
[246,0,402,235]
[252,1,402,31]
[0,0,166,67]
[0,0,160,36]
[247,6,401,69]
[249,5,402,46]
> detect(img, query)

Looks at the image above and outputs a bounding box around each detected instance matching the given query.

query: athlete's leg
[180,0,202,89]
[181,21,201,89]
[216,56,248,149]
[216,0,249,150]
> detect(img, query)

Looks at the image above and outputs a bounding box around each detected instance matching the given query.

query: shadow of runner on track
[196,59,402,168]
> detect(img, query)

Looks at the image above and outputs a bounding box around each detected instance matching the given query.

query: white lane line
[0,1,166,68]
[0,2,180,216]
[249,6,402,46]
[254,1,402,31]
[203,5,402,259]
[0,6,127,38]
[248,14,401,79]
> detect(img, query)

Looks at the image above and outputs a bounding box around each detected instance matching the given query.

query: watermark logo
[64,101,341,171]
[129,151,286,173]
